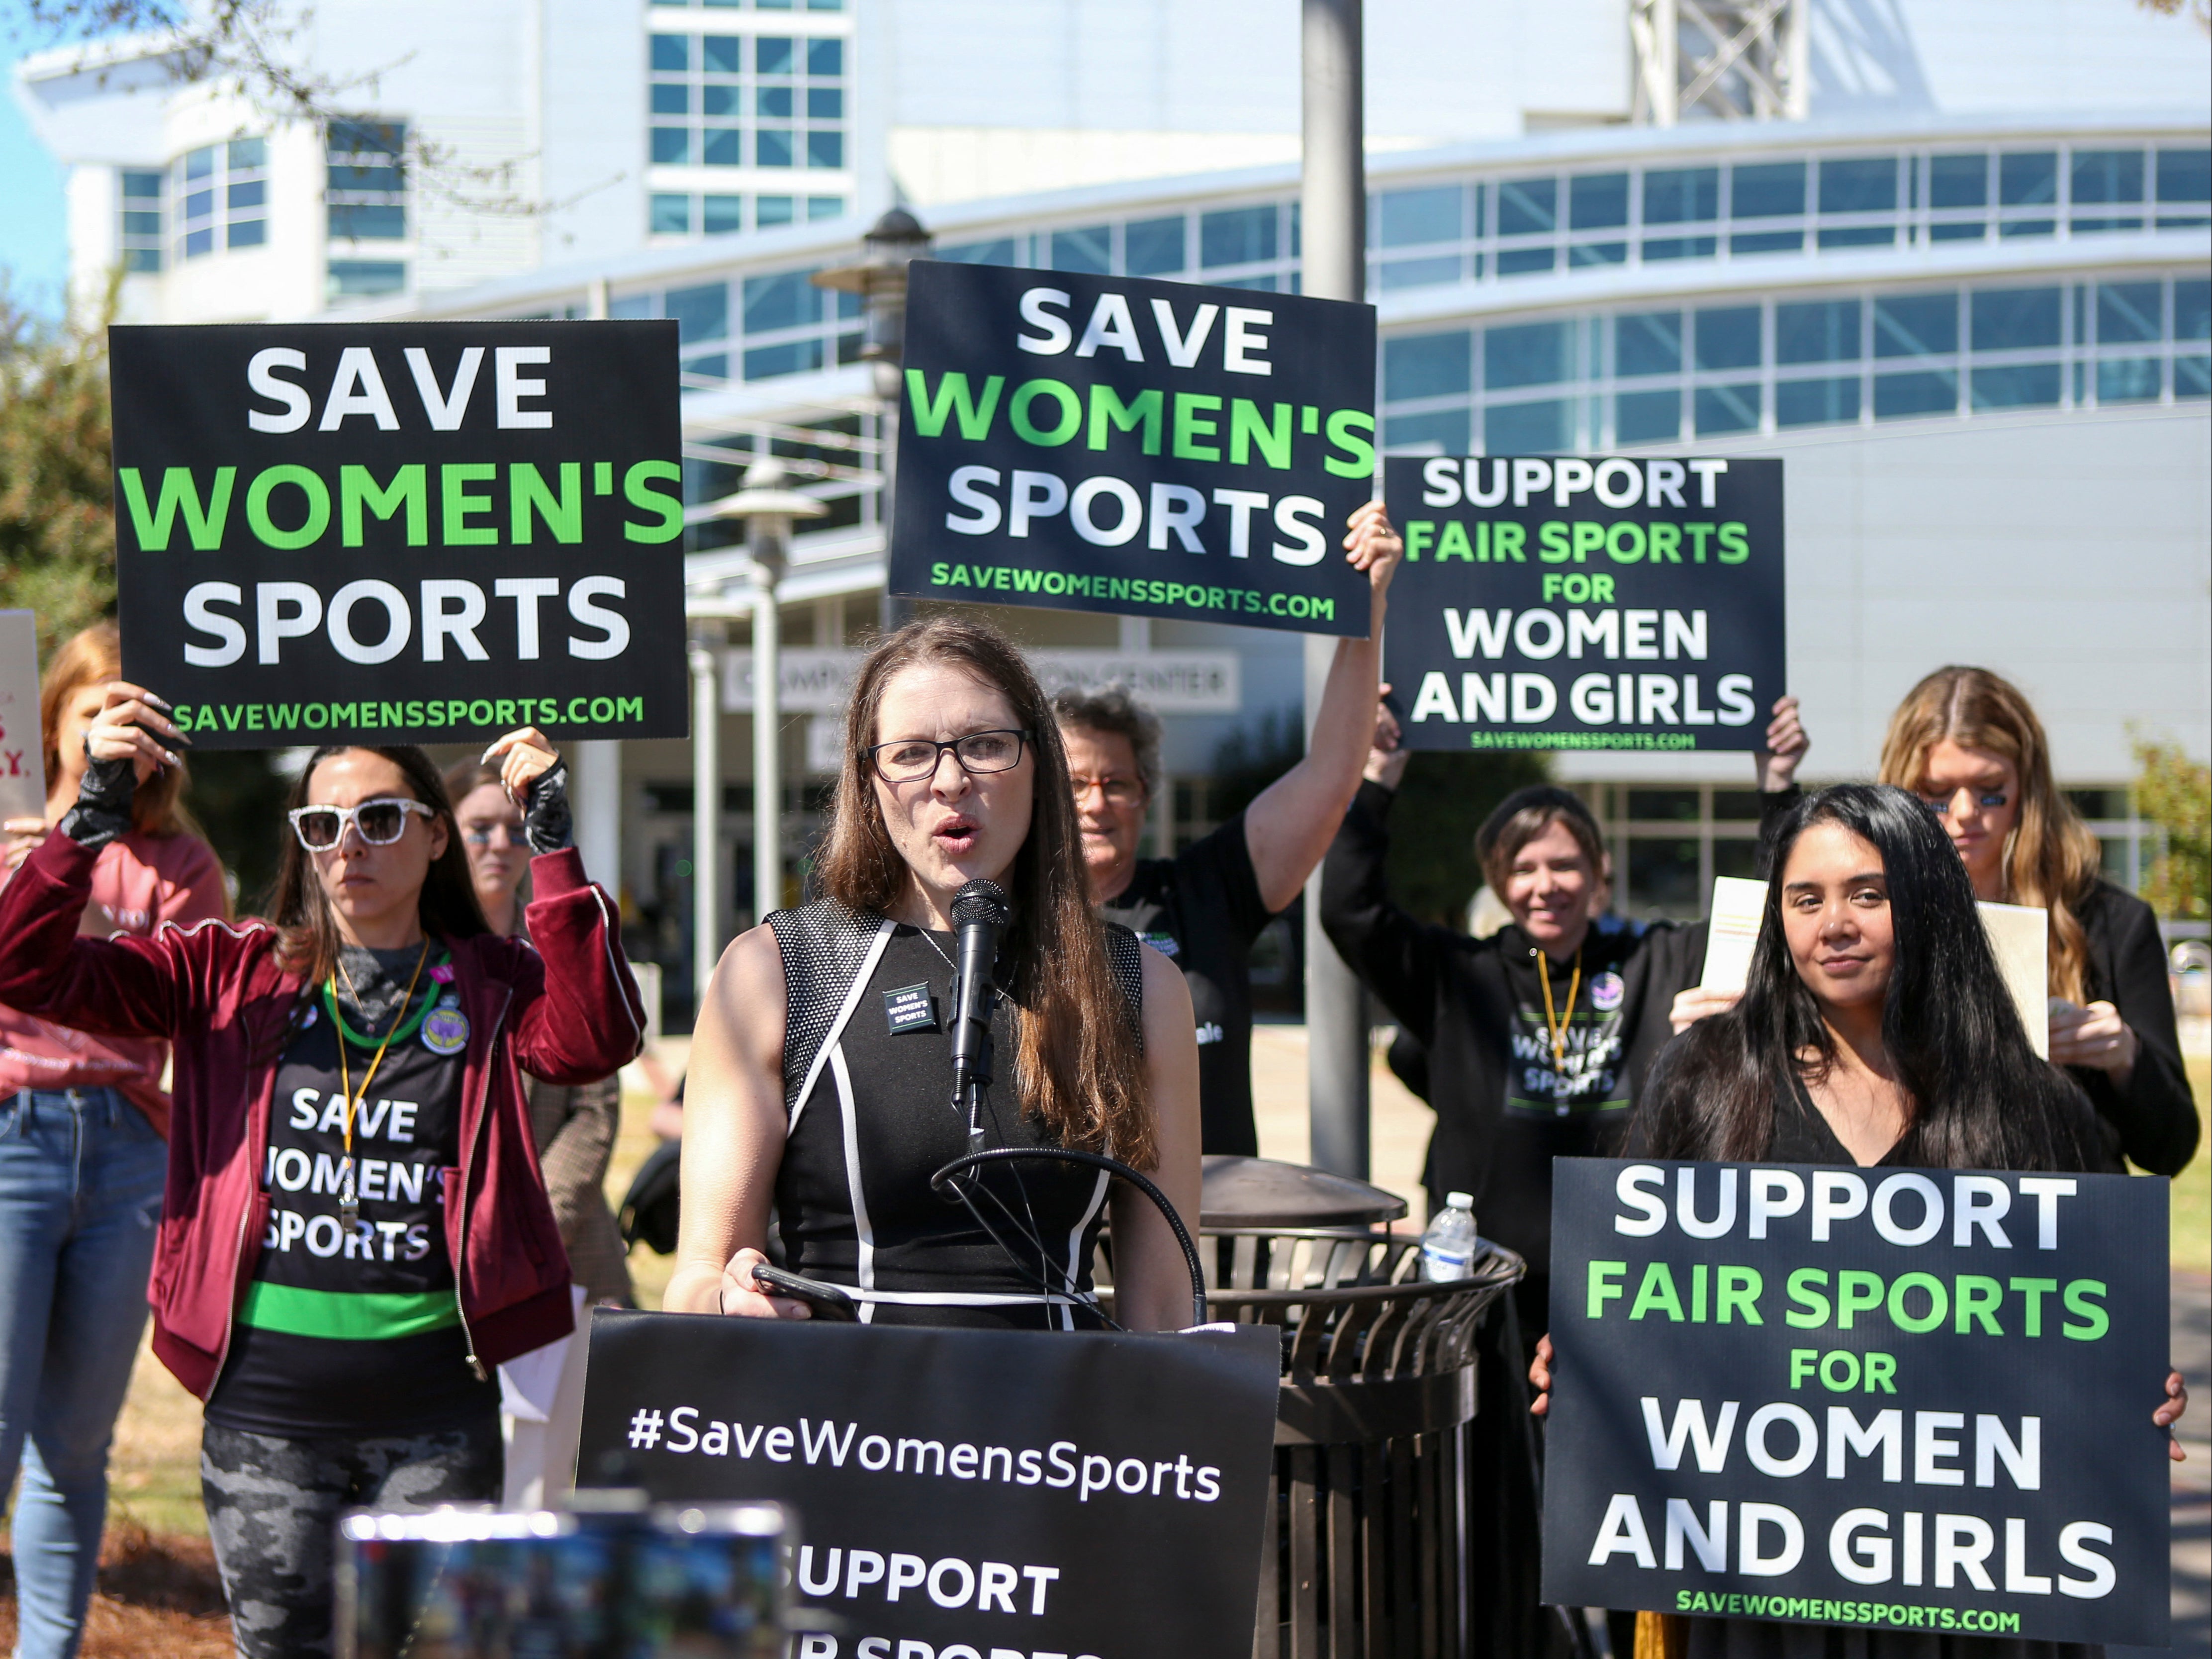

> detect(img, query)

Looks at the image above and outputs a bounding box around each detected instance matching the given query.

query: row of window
[650,0,844,9]
[650,191,846,236]
[650,32,846,173]
[116,121,406,274]
[1378,276,2212,453]
[938,202,1296,289]
[608,268,863,383]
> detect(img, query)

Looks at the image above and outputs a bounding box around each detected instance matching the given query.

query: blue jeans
[0,1088,167,1659]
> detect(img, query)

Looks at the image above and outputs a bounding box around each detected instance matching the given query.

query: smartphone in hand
[751,1263,860,1322]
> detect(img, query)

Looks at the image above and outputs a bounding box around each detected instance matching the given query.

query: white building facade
[17,0,2211,989]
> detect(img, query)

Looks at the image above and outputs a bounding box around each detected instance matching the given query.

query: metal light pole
[1302,0,1372,1178]
[706,457,826,929]
[815,207,931,633]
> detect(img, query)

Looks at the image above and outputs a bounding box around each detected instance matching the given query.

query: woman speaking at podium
[669,616,1203,1332]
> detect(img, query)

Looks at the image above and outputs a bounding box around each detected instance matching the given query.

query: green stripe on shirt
[239,1282,461,1341]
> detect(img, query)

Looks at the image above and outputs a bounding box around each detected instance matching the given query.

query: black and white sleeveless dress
[766,901,1145,1330]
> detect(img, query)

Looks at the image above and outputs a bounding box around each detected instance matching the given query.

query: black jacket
[2072,879,2199,1175]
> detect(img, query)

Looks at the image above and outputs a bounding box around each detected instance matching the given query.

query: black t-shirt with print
[204,961,497,1437]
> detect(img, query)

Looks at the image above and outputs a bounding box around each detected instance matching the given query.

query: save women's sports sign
[110,321,687,748]
[1542,1158,2167,1647]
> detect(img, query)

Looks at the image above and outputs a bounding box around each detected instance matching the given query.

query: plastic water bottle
[1419,1191,1478,1282]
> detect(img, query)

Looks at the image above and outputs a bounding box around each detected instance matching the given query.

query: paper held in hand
[1697,875,2049,1057]
[0,611,44,824]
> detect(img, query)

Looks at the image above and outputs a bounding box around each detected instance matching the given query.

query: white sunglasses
[288,798,436,851]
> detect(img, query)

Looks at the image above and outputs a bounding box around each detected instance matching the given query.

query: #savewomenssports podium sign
[891,260,1377,637]
[576,1310,1282,1659]
[111,322,686,749]
[1382,456,1783,752]
[1543,1159,2168,1647]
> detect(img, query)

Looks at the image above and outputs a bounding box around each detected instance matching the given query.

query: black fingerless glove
[58,753,135,850]
[523,760,573,855]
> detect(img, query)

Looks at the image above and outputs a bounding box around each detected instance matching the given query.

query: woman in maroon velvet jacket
[0,685,642,1659]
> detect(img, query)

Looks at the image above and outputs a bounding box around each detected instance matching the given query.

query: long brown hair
[40,622,198,839]
[269,746,489,987]
[814,617,1153,1167]
[1877,665,2100,1002]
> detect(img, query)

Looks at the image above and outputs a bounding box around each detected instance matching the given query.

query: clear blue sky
[1,37,72,317]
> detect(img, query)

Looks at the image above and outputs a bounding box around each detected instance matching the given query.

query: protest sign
[0,612,41,822]
[1382,456,1784,753]
[891,260,1377,637]
[1543,1158,2168,1647]
[109,322,686,749]
[577,1309,1281,1659]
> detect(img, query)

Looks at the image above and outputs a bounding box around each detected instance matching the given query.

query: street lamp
[815,206,931,628]
[704,455,826,939]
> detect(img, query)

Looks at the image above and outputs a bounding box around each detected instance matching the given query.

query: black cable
[932,1147,1206,1329]
[951,1083,1100,1325]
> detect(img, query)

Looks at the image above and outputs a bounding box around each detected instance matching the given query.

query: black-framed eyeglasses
[289,798,436,851]
[868,729,1031,783]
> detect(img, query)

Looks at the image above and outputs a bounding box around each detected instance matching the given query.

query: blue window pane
[1694,306,1761,371]
[1820,158,1895,214]
[702,84,740,116]
[650,34,688,71]
[328,119,403,157]
[2157,148,2212,202]
[228,137,266,170]
[328,259,406,295]
[608,293,654,320]
[756,129,793,168]
[1214,274,1276,291]
[2095,282,2161,344]
[1569,173,1628,230]
[755,195,796,227]
[2071,214,2145,234]
[2097,360,2162,403]
[1200,205,1276,268]
[1615,311,1682,377]
[1124,217,1184,276]
[702,35,741,72]
[807,195,843,221]
[1873,370,1958,418]
[184,227,213,258]
[807,38,842,76]
[1776,299,1860,364]
[806,130,843,168]
[1382,408,1470,455]
[756,36,793,74]
[1036,225,1106,274]
[1384,331,1472,401]
[122,171,163,199]
[227,219,266,249]
[1999,152,2056,205]
[1644,167,1718,224]
[2175,355,2210,398]
[1484,399,1572,454]
[185,189,213,220]
[651,193,693,234]
[743,271,817,332]
[1695,384,1761,436]
[651,127,692,165]
[1970,287,2060,352]
[1379,255,1461,290]
[745,338,824,380]
[122,211,161,235]
[704,129,744,167]
[1643,235,1716,261]
[1971,364,2060,409]
[1732,162,1805,218]
[1776,377,1860,428]
[184,146,215,180]
[1873,293,1957,358]
[757,86,793,117]
[1929,154,1988,208]
[331,203,406,239]
[329,164,401,193]
[683,354,728,381]
[1731,230,1803,255]
[808,87,842,119]
[1567,242,1627,267]
[1485,321,1571,389]
[936,237,1015,266]
[652,83,690,114]
[1930,223,1986,242]
[1496,247,1555,276]
[2175,279,2211,340]
[1615,389,1680,444]
[1497,177,1556,236]
[228,180,265,209]
[667,282,729,344]
[2071,150,2144,203]
[123,247,161,273]
[1998,218,2055,238]
[1817,226,1894,249]
[1379,186,1460,247]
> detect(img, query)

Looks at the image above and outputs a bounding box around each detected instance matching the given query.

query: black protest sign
[1542,1158,2167,1647]
[891,260,1376,637]
[110,322,686,749]
[577,1309,1281,1659]
[1381,456,1783,753]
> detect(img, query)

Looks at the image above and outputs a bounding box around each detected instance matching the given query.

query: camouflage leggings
[200,1416,501,1659]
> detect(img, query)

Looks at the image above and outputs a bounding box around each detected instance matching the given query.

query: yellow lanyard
[1537,947,1582,1073]
[331,942,429,1199]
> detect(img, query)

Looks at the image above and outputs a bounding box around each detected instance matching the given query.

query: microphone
[949,878,1012,1110]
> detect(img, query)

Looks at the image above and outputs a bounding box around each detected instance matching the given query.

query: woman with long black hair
[0,687,642,1658]
[1531,784,2187,1658]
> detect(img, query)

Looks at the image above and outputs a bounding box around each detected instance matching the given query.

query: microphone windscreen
[950,878,1012,928]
